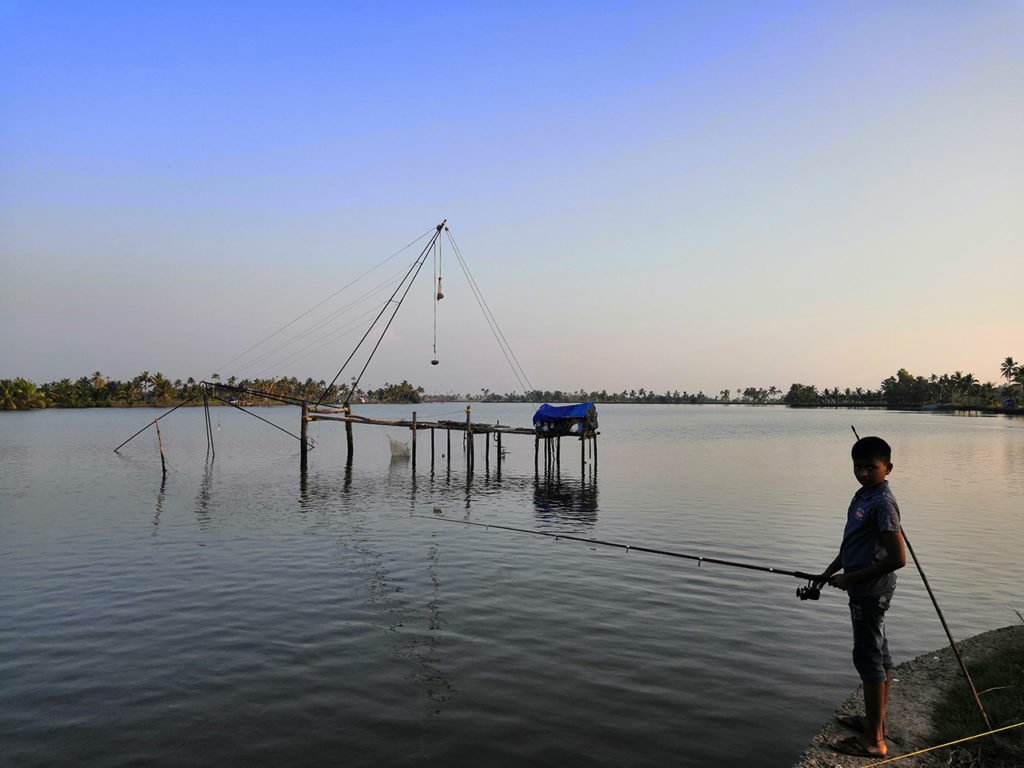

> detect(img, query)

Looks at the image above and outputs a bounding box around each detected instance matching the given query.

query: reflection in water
[533,476,599,527]
[294,465,456,725]
[407,536,452,722]
[152,476,167,536]
[194,461,213,530]
[388,454,410,478]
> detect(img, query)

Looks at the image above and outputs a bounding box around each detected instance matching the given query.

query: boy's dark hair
[851,436,891,463]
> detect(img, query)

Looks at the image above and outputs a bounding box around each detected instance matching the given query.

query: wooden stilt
[155,419,167,478]
[581,435,585,475]
[300,401,309,471]
[202,389,215,457]
[466,406,473,472]
[485,429,490,471]
[556,436,561,473]
[412,410,417,471]
[344,404,353,460]
[431,427,435,471]
[447,428,451,471]
[534,434,539,475]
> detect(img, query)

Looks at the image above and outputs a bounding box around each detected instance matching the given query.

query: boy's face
[853,457,892,488]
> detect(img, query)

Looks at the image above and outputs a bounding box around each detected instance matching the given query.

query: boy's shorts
[849,590,894,683]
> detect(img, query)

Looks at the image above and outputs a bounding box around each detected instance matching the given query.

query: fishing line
[413,514,822,597]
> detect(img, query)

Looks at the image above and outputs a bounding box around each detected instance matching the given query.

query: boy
[818,436,907,758]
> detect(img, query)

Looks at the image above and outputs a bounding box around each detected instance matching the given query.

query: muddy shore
[793,624,1023,767]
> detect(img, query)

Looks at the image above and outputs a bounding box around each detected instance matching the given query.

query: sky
[2,1,1022,396]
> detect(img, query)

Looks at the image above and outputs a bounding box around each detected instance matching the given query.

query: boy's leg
[862,681,886,750]
[848,593,893,755]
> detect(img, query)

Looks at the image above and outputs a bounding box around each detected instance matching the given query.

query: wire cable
[445,228,535,398]
[215,228,434,374]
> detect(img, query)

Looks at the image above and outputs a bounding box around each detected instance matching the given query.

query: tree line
[2,357,1021,411]
[0,372,424,410]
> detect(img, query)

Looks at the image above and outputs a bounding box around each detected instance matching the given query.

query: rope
[232,267,407,376]
[248,300,391,380]
[445,228,535,398]
[863,720,1024,766]
[319,221,445,408]
[215,228,433,375]
[433,236,439,358]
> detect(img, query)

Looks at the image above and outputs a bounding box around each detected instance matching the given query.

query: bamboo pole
[300,401,309,471]
[155,419,167,478]
[344,404,353,459]
[466,406,473,472]
[903,528,992,729]
[210,395,308,445]
[112,393,200,453]
[203,389,215,457]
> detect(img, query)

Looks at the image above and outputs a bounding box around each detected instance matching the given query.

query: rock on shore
[793,623,1023,767]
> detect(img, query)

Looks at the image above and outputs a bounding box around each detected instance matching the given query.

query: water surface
[1,405,1021,767]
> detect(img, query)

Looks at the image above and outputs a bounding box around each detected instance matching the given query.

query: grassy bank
[929,638,1024,767]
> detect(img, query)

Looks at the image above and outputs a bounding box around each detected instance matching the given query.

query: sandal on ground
[832,735,886,758]
[835,714,889,738]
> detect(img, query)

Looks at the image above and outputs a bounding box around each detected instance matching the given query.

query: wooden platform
[305,405,597,475]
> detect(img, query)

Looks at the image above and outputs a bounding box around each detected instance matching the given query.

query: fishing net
[388,435,410,457]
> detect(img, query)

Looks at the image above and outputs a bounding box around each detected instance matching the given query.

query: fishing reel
[796,579,822,601]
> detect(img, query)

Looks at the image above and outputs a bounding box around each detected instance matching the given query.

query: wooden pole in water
[465,406,473,472]
[447,428,451,472]
[344,404,353,459]
[497,432,502,468]
[430,427,435,471]
[556,436,561,473]
[155,419,167,478]
[581,435,585,475]
[412,411,417,471]
[534,434,539,475]
[300,401,309,471]
[202,389,211,453]
[112,394,201,453]
[485,428,490,471]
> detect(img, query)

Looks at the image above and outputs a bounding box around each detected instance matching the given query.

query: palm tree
[2,378,47,409]
[1000,357,1018,384]
[1014,368,1024,400]
[151,372,173,405]
[960,373,978,407]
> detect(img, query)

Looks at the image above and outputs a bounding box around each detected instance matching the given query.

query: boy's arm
[815,554,843,584]
[829,530,906,591]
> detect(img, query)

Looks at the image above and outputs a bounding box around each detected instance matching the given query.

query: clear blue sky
[2,1,1021,395]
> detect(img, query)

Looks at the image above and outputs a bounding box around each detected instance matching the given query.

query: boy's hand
[829,573,853,590]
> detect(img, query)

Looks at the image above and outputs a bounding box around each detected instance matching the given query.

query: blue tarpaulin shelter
[532,403,598,435]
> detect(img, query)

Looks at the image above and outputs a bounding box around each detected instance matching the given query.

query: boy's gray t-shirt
[841,480,901,597]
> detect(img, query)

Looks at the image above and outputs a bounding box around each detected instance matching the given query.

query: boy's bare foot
[835,713,888,738]
[832,735,887,758]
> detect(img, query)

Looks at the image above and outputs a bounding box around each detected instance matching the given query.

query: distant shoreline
[3,400,1022,417]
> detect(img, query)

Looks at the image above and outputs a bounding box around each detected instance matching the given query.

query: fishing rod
[412,514,824,600]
